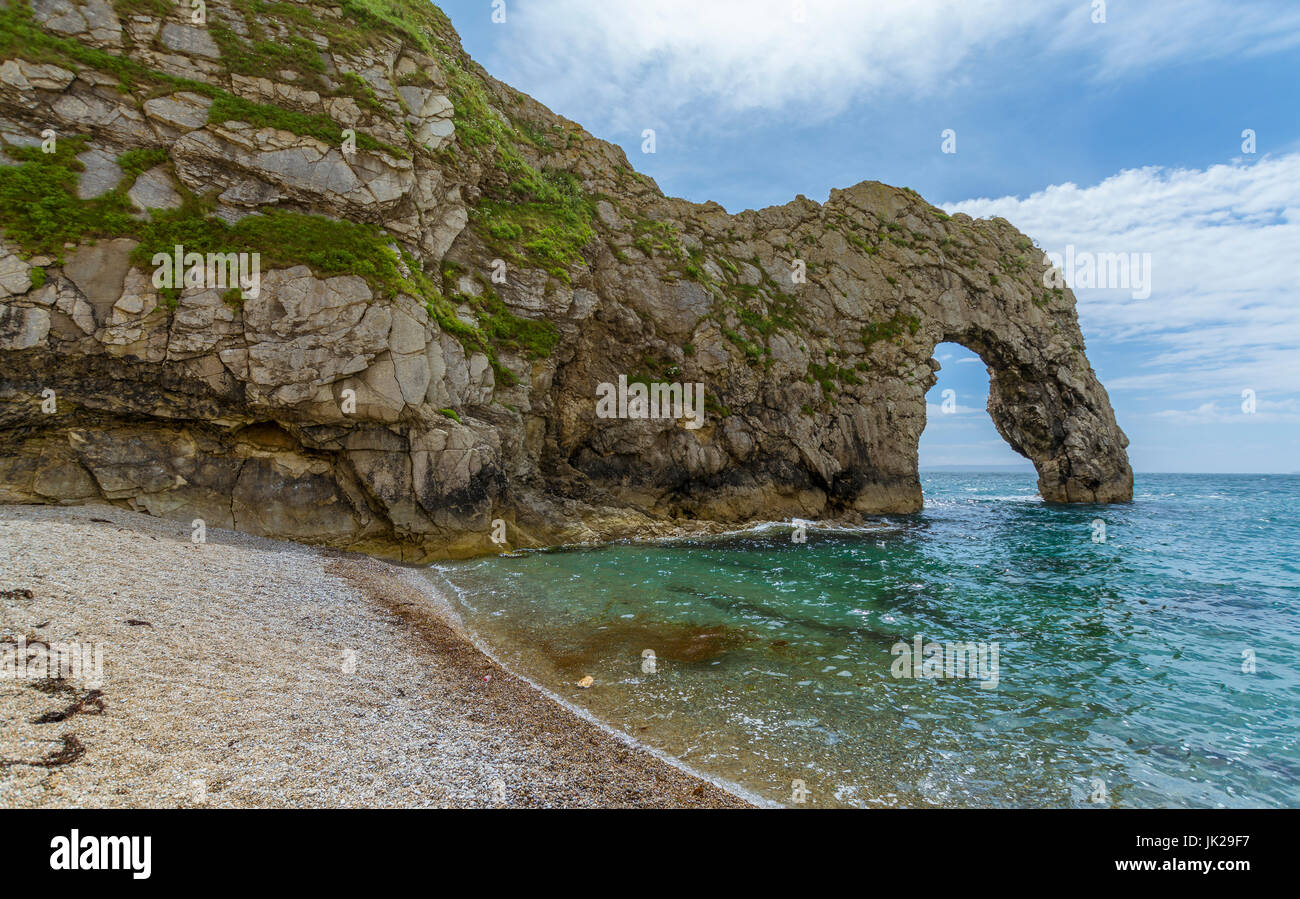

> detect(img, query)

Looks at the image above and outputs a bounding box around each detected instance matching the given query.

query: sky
[440,0,1300,472]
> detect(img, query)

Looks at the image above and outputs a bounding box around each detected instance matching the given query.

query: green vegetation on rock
[0,126,523,381]
[442,61,596,283]
[472,169,595,283]
[0,137,136,258]
[0,1,406,157]
[472,289,559,360]
[206,93,403,157]
[117,148,170,181]
[860,311,922,350]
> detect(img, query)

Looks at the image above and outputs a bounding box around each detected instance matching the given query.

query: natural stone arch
[916,283,1134,506]
[543,187,1133,527]
[0,7,1135,561]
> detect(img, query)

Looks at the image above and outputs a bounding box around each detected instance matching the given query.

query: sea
[426,472,1300,808]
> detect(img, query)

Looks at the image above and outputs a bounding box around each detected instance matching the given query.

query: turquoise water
[428,473,1300,808]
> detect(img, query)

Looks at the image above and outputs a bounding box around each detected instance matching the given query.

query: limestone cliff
[0,0,1132,561]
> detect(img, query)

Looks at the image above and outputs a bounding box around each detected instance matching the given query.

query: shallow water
[428,473,1300,807]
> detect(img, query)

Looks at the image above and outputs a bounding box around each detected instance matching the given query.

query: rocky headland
[0,0,1132,561]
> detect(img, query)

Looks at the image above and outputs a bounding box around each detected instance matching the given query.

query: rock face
[0,0,1131,561]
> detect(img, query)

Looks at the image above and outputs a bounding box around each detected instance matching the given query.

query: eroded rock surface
[0,0,1131,560]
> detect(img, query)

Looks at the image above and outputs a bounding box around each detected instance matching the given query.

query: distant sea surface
[427,473,1300,807]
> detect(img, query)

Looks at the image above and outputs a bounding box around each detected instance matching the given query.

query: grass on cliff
[474,168,595,284]
[210,4,391,118]
[190,0,456,59]
[337,0,457,54]
[0,138,138,257]
[0,137,400,281]
[209,20,326,81]
[471,289,559,360]
[4,0,597,280]
[442,61,596,283]
[136,202,538,383]
[0,131,532,385]
[0,0,565,382]
[0,2,405,157]
[702,252,810,367]
[861,311,922,349]
[206,93,401,156]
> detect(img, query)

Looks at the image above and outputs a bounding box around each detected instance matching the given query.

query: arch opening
[906,313,1133,506]
[920,342,1033,476]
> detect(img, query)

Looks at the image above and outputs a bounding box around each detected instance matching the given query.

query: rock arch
[918,283,1133,505]
[0,3,1134,560]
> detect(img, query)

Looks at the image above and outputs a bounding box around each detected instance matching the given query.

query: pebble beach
[0,505,750,808]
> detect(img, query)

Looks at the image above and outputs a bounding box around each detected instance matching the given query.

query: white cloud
[917,436,1026,468]
[484,0,1300,131]
[1153,398,1300,425]
[926,402,983,418]
[943,154,1300,401]
[490,0,1038,130]
[1050,0,1300,81]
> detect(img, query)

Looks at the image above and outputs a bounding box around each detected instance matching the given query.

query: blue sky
[441,0,1300,472]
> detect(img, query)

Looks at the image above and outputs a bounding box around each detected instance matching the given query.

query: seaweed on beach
[41,734,87,767]
[0,733,86,769]
[29,677,74,696]
[33,688,105,724]
[23,678,106,723]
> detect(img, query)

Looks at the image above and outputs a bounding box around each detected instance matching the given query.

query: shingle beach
[0,505,749,808]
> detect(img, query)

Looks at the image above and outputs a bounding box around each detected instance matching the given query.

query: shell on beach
[577,676,594,689]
